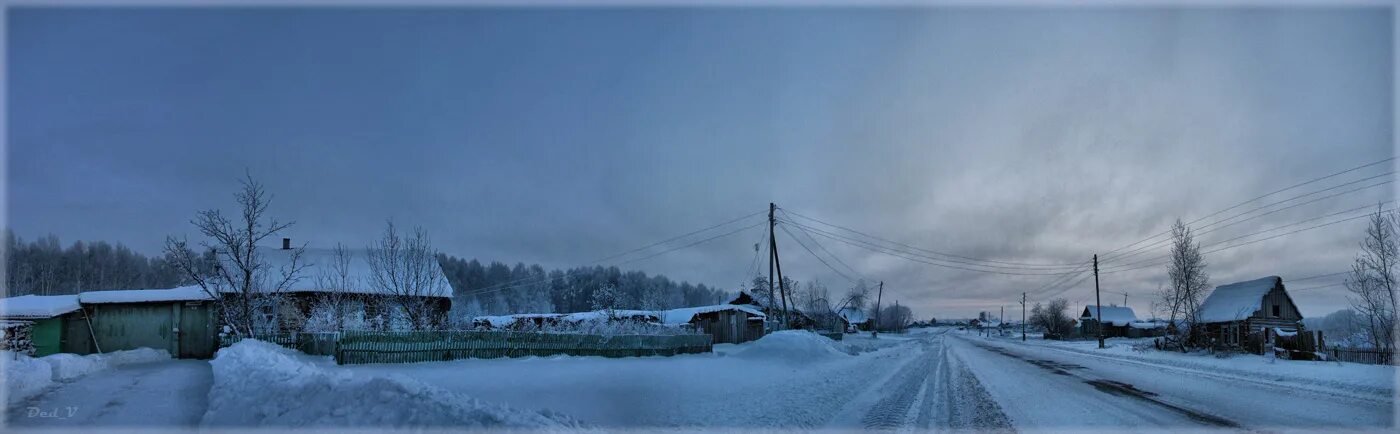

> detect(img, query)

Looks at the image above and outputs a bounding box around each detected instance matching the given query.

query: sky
[7,7,1394,320]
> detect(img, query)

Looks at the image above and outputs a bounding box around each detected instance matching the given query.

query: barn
[1079,305,1139,338]
[78,286,218,359]
[0,294,85,356]
[663,305,766,344]
[1196,276,1303,349]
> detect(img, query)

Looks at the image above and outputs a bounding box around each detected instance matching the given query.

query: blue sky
[7,7,1393,319]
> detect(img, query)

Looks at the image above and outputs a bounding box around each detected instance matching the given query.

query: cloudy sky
[8,7,1393,319]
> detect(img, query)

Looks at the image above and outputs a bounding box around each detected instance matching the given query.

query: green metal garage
[78,286,218,359]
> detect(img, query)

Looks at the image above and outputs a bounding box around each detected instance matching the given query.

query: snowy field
[3,327,1396,431]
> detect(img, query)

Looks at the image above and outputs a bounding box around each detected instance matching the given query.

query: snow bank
[4,348,171,404]
[203,340,581,428]
[734,330,847,363]
[2,350,54,404]
[43,348,170,381]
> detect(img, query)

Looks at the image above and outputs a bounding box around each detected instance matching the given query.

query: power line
[1098,157,1395,261]
[781,209,1086,269]
[1101,200,1393,272]
[457,212,766,297]
[780,217,1089,274]
[778,223,858,285]
[779,209,868,281]
[788,220,1086,276]
[1101,206,1396,275]
[1103,175,1388,264]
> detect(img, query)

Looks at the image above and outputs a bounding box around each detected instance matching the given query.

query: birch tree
[1164,219,1210,348]
[1346,206,1397,363]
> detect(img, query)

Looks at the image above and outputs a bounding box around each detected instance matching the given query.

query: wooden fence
[1329,348,1393,365]
[334,330,713,365]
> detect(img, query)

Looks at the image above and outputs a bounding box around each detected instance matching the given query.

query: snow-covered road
[950,332,1395,431]
[4,359,211,429]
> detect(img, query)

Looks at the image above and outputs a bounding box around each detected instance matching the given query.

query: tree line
[438,256,733,319]
[5,231,188,296]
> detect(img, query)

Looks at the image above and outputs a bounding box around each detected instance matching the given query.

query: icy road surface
[4,359,211,428]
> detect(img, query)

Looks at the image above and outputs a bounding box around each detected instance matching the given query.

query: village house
[245,241,454,330]
[837,307,871,332]
[1196,276,1303,349]
[1079,305,1139,338]
[473,304,767,344]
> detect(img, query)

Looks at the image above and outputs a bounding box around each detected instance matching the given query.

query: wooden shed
[663,305,767,344]
[78,286,218,359]
[1196,276,1303,349]
[0,295,86,356]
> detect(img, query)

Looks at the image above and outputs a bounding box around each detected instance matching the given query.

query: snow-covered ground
[952,328,1395,430]
[4,327,1394,431]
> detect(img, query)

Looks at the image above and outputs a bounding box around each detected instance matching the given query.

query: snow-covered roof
[473,310,662,327]
[220,247,452,298]
[837,307,869,324]
[79,286,215,304]
[0,295,81,319]
[1197,276,1280,324]
[1129,321,1166,329]
[1080,305,1138,326]
[661,305,765,325]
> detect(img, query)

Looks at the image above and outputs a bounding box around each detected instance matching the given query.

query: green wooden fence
[335,330,713,365]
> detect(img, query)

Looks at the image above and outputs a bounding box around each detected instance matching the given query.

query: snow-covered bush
[203,340,581,428]
[1,321,36,355]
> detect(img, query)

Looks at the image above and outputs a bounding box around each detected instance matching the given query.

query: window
[1272,305,1280,317]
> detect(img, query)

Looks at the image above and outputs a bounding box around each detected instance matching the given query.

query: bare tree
[164,173,306,337]
[1029,298,1074,337]
[366,221,448,331]
[1346,206,1397,363]
[1164,219,1209,348]
[306,243,357,332]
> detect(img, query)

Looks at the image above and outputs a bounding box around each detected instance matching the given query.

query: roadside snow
[733,330,847,363]
[4,348,170,405]
[202,340,581,428]
[2,351,53,405]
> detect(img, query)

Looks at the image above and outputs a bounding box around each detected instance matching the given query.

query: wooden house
[1196,276,1303,349]
[77,286,219,359]
[1079,305,1139,338]
[247,242,453,330]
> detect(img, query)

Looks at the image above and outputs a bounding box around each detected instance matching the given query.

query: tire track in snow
[859,338,935,429]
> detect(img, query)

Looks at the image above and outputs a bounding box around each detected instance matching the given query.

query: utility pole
[1021,292,1027,341]
[768,204,776,330]
[1094,254,1104,349]
[873,281,884,338]
[769,203,790,329]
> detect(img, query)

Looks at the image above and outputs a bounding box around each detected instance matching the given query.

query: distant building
[1079,305,1139,338]
[837,307,871,332]
[1196,276,1303,348]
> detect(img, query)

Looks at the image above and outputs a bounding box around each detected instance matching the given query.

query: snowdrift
[203,340,581,428]
[3,348,169,404]
[734,330,848,363]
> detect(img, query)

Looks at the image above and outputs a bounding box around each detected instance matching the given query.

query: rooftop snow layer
[661,305,765,325]
[79,286,214,304]
[1198,276,1280,324]
[0,295,82,319]
[837,307,868,324]
[1080,305,1139,326]
[225,247,452,298]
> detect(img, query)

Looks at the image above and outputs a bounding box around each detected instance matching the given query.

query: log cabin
[1196,276,1303,349]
